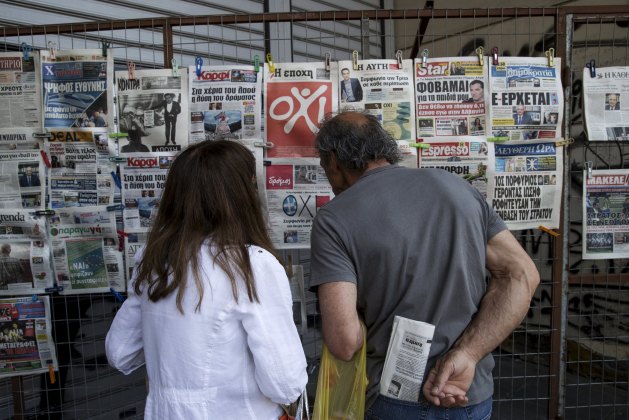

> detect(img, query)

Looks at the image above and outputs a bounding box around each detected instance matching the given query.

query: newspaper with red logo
[264,158,334,249]
[188,65,261,144]
[0,296,58,378]
[0,149,46,210]
[264,62,338,157]
[583,169,629,259]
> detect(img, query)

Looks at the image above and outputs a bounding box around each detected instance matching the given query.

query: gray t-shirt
[310,165,507,408]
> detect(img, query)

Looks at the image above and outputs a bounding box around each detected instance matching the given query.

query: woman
[472,117,484,132]
[106,140,307,419]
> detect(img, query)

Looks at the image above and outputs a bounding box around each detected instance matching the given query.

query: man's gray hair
[315,111,402,170]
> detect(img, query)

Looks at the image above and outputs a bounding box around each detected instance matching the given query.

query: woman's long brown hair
[134,140,277,313]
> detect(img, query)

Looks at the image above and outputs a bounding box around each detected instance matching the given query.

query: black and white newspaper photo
[46,129,115,208]
[0,210,52,296]
[487,141,563,230]
[48,206,124,294]
[418,137,492,199]
[0,150,45,210]
[264,158,334,249]
[0,52,42,149]
[337,59,417,167]
[583,67,629,141]
[188,65,261,144]
[0,296,58,378]
[41,49,114,130]
[489,57,563,141]
[583,169,629,259]
[116,69,189,153]
[265,61,338,158]
[415,57,488,138]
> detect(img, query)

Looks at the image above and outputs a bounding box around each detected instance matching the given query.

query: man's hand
[422,348,476,407]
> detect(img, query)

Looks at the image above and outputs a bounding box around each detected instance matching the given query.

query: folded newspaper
[380,316,435,402]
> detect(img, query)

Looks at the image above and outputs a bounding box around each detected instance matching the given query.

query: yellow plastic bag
[312,330,368,420]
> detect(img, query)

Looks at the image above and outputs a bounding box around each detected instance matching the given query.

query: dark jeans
[366,395,492,420]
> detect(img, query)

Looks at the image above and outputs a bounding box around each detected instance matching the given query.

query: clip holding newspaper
[380,316,435,402]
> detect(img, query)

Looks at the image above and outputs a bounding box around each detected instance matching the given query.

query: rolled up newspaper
[379,315,435,402]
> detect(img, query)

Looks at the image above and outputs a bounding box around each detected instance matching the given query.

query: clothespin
[420,49,429,68]
[20,43,32,60]
[108,132,128,139]
[44,285,64,293]
[171,58,180,77]
[117,229,128,238]
[47,41,57,60]
[475,47,484,66]
[266,53,275,73]
[545,48,555,67]
[110,171,122,190]
[585,161,593,179]
[555,138,574,147]
[263,160,271,166]
[408,142,430,149]
[538,225,559,237]
[254,141,274,148]
[253,55,260,73]
[108,156,127,163]
[31,294,38,302]
[487,137,509,142]
[352,50,359,71]
[47,360,56,384]
[35,209,56,216]
[195,57,203,79]
[101,39,110,57]
[127,61,136,80]
[586,59,596,78]
[395,50,403,69]
[491,47,500,66]
[106,204,124,211]
[32,132,53,139]
[40,150,51,168]
[325,52,331,72]
[110,287,126,303]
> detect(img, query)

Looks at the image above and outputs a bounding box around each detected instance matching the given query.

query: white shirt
[106,245,308,420]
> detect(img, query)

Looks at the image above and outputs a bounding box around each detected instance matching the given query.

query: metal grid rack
[0,6,627,419]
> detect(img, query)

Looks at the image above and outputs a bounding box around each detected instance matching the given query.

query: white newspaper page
[380,316,435,402]
[265,158,334,249]
[188,65,261,144]
[583,169,629,259]
[0,210,53,295]
[47,129,115,208]
[0,52,42,134]
[116,69,189,153]
[49,206,124,294]
[418,137,493,199]
[265,62,338,158]
[487,141,563,230]
[415,57,488,138]
[124,232,146,288]
[582,67,629,141]
[0,296,58,378]
[489,57,563,141]
[0,150,45,210]
[41,49,114,129]
[337,59,417,167]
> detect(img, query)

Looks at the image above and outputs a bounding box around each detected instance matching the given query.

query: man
[91,110,107,127]
[0,244,24,289]
[160,93,181,145]
[461,80,484,103]
[606,93,620,111]
[310,111,539,418]
[120,106,150,153]
[340,68,363,102]
[19,166,40,187]
[513,105,534,125]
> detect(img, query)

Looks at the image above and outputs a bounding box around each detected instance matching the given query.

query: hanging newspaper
[49,206,124,294]
[188,65,261,144]
[124,232,146,287]
[265,158,334,249]
[489,57,563,141]
[46,129,115,208]
[0,51,43,150]
[0,150,45,210]
[0,210,53,296]
[583,169,629,259]
[418,138,492,199]
[337,59,417,167]
[264,62,338,157]
[414,57,488,138]
[582,67,629,141]
[116,69,189,153]
[41,49,114,129]
[0,296,58,378]
[120,154,172,233]
[487,141,563,230]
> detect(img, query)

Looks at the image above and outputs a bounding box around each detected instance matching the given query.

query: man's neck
[365,159,391,172]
